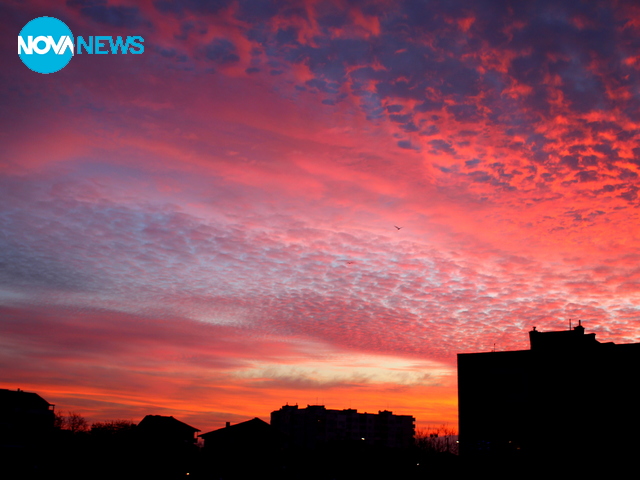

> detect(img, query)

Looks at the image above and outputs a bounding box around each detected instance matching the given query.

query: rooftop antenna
[493,343,496,352]
[570,318,572,330]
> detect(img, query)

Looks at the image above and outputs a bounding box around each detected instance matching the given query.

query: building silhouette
[199,418,280,478]
[0,388,55,448]
[135,415,200,477]
[457,322,640,466]
[1,388,56,477]
[271,404,415,450]
[136,414,200,445]
[200,417,275,451]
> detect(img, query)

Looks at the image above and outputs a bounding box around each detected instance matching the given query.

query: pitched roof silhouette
[136,415,200,445]
[138,415,199,432]
[200,417,271,441]
[0,388,53,411]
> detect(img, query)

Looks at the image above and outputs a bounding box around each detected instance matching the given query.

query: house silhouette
[135,415,200,477]
[1,388,56,476]
[200,417,274,451]
[136,414,200,445]
[199,418,279,477]
[0,388,55,447]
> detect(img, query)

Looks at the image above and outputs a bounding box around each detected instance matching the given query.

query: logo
[18,16,145,74]
[18,17,74,74]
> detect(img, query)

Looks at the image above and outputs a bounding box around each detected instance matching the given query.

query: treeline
[55,410,136,436]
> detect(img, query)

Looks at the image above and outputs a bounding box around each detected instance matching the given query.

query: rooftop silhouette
[271,404,415,450]
[458,323,640,470]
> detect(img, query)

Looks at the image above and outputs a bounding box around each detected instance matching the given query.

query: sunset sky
[3,0,640,432]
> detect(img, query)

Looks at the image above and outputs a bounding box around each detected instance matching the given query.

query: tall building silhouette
[457,322,640,465]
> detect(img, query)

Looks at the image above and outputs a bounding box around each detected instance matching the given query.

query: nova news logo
[18,16,144,74]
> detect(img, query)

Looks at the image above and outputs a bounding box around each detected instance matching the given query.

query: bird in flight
[394,226,403,230]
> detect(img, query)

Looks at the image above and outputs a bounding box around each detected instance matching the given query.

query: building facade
[271,404,415,450]
[457,322,640,464]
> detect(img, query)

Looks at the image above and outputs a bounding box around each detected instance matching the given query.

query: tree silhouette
[56,411,89,433]
[90,419,135,436]
[53,410,65,430]
[415,425,459,455]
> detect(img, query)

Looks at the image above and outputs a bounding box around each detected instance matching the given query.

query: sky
[3,0,640,433]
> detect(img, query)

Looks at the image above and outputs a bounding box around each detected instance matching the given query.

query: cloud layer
[3,0,640,431]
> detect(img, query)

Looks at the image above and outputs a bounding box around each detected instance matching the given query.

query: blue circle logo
[18,17,74,74]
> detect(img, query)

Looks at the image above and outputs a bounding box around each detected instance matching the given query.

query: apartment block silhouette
[271,404,415,450]
[457,322,640,464]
